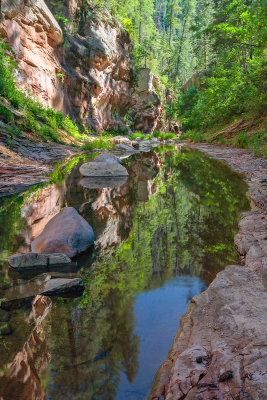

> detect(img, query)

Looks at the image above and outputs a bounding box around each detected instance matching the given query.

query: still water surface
[0,147,249,399]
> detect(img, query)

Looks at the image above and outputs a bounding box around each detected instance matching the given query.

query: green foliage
[163,132,176,140]
[152,131,176,140]
[96,0,266,141]
[169,0,266,137]
[181,131,205,142]
[82,137,110,150]
[231,131,267,156]
[131,132,146,140]
[0,36,84,143]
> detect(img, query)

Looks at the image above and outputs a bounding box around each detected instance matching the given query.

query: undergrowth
[0,37,83,143]
[181,128,267,157]
[131,131,177,141]
[81,137,110,150]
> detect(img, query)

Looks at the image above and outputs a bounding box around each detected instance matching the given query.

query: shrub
[0,36,83,143]
[163,132,176,140]
[82,137,110,150]
[180,131,205,142]
[131,132,145,140]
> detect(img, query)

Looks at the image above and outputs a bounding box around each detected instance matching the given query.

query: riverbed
[0,146,250,399]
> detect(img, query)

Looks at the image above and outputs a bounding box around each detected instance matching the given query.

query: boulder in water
[79,161,128,177]
[31,207,94,257]
[93,152,123,164]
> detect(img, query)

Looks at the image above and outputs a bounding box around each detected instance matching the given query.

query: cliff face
[130,68,163,134]
[0,0,133,132]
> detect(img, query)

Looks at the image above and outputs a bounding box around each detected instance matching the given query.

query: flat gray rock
[93,152,123,164]
[31,207,94,257]
[139,140,151,147]
[79,161,129,177]
[8,252,72,270]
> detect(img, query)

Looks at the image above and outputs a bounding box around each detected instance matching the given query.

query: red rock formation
[0,0,133,131]
[131,68,163,134]
[182,72,201,92]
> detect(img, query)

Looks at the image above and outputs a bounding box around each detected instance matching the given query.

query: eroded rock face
[0,0,133,131]
[131,68,163,134]
[0,0,63,108]
[31,207,94,257]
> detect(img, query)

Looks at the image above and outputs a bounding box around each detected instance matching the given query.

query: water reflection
[0,148,249,399]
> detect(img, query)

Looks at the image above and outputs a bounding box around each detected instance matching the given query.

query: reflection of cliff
[87,152,161,249]
[0,296,51,400]
[15,165,80,253]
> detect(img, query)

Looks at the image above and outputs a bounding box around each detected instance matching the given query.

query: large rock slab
[31,207,94,257]
[149,265,267,400]
[8,253,72,270]
[79,161,129,177]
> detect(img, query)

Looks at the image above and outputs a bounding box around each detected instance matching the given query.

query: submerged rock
[8,253,72,270]
[1,277,84,310]
[40,278,84,297]
[31,207,94,257]
[79,161,129,178]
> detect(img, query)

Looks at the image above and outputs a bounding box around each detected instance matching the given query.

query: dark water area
[0,147,249,400]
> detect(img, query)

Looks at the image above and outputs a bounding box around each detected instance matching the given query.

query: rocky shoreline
[0,135,79,197]
[149,143,267,400]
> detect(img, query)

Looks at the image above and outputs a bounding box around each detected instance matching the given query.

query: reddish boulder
[31,207,94,257]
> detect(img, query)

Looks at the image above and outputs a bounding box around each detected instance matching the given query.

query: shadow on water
[0,147,250,400]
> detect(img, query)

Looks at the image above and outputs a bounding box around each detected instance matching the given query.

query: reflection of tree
[42,289,140,400]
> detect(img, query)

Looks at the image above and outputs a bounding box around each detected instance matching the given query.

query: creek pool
[0,147,249,400]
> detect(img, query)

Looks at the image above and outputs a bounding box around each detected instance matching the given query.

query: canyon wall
[0,0,134,132]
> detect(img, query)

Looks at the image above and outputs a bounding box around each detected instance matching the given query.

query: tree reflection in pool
[0,147,249,400]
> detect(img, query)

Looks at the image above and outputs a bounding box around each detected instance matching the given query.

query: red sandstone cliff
[0,0,133,132]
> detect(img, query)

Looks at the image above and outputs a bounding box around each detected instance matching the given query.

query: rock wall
[131,68,163,133]
[0,0,133,132]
